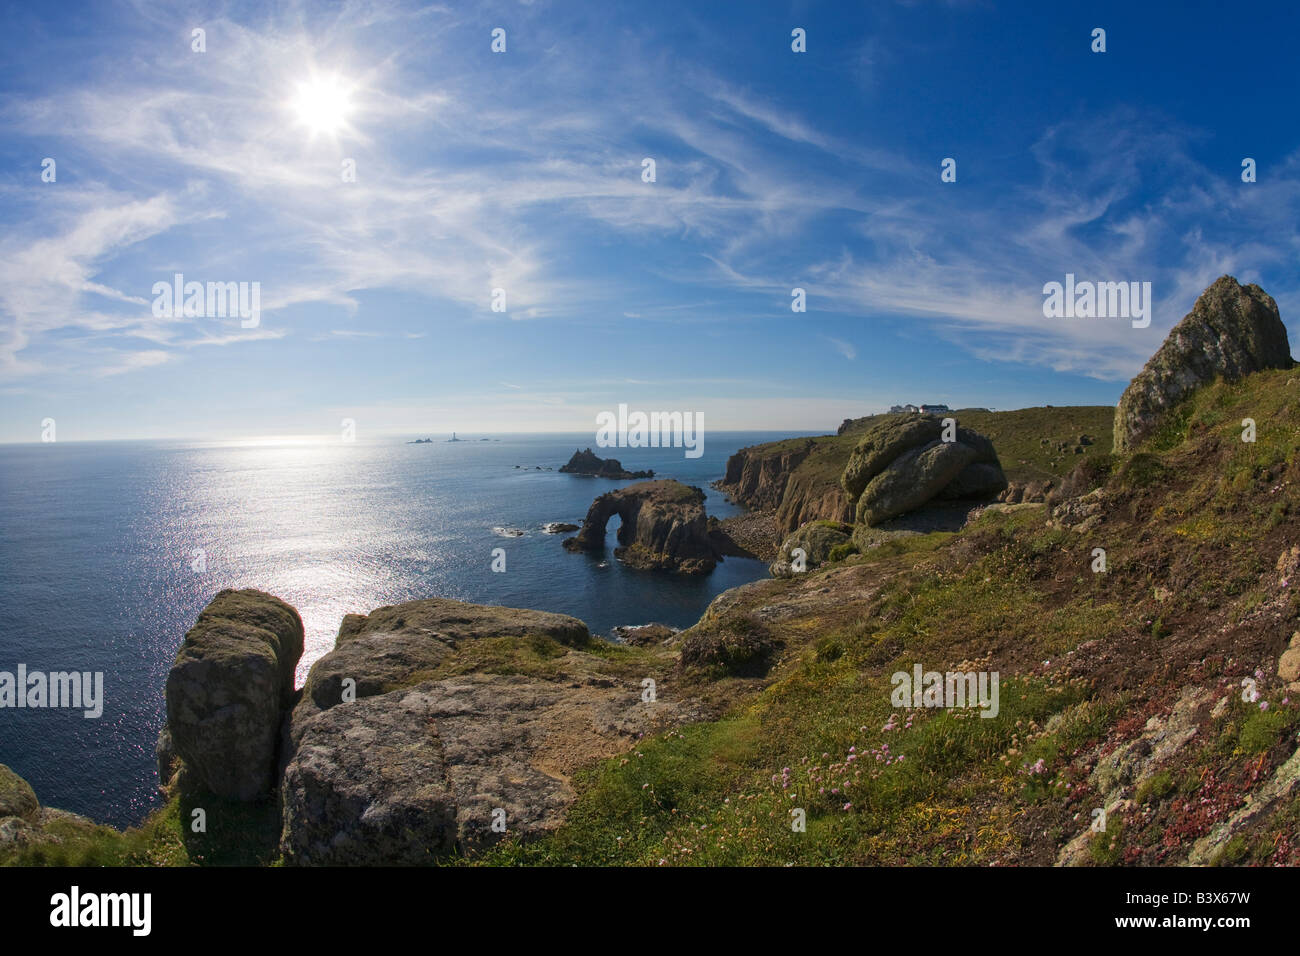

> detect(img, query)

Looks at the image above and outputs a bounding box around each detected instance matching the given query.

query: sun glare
[290,73,354,137]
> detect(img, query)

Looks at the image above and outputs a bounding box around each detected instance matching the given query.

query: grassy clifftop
[837,405,1115,484]
[718,406,1115,534]
[481,370,1300,866]
[6,375,1295,867]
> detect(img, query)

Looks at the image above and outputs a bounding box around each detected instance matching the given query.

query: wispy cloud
[823,335,857,360]
[1,1,1297,442]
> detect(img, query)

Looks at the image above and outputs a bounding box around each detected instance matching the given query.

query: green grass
[0,794,281,867]
[17,369,1300,868]
[1136,770,1176,804]
[731,405,1115,521]
[474,371,1300,866]
[477,663,1091,865]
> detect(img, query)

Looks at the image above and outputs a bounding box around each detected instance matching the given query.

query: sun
[289,73,354,137]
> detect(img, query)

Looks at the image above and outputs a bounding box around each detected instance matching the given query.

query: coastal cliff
[716,417,1009,534]
[718,406,1116,537]
[717,438,816,512]
[5,275,1299,869]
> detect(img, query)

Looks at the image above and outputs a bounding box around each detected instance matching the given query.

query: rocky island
[558,447,654,480]
[563,479,719,574]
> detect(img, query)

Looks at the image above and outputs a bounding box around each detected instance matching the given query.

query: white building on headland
[889,403,951,415]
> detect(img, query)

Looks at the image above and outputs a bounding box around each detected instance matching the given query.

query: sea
[0,432,808,828]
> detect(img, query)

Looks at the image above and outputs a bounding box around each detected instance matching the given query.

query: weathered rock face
[558,447,653,480]
[279,595,689,865]
[280,686,458,866]
[282,673,658,865]
[770,520,853,577]
[717,440,815,511]
[289,598,589,741]
[716,438,857,534]
[1114,276,1292,452]
[775,466,855,533]
[160,589,304,801]
[0,764,105,856]
[564,479,718,574]
[840,415,1007,526]
[998,479,1054,505]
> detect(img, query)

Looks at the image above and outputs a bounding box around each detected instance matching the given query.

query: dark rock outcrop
[1114,276,1293,452]
[841,415,1007,526]
[559,448,653,480]
[563,479,718,574]
[542,522,579,533]
[159,589,304,800]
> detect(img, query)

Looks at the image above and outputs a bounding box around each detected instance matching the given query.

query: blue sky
[1,0,1298,441]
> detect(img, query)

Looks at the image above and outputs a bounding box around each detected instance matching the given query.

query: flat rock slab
[280,686,458,866]
[282,673,689,864]
[291,598,590,742]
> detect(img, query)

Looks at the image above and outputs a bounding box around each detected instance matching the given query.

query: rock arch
[563,480,717,575]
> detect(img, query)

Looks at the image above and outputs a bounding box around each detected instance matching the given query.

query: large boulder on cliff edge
[280,684,459,866]
[840,414,1006,526]
[1114,276,1293,452]
[160,589,304,801]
